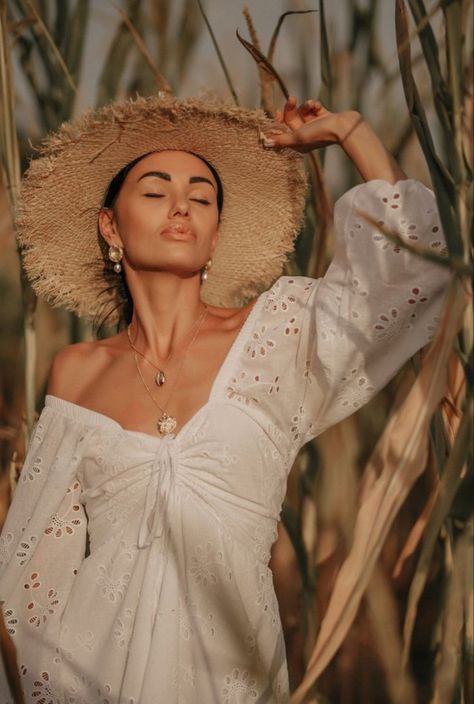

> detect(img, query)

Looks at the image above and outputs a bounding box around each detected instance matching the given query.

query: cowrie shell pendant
[155,370,166,386]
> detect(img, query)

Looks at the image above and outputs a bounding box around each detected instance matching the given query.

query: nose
[168,196,190,219]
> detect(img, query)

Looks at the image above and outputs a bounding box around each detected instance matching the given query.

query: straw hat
[17,94,307,325]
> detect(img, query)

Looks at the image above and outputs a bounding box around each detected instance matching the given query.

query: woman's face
[100,150,220,277]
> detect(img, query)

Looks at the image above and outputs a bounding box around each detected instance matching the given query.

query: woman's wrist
[335,110,407,183]
[334,110,364,145]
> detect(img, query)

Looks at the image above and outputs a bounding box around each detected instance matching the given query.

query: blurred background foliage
[0,1,472,703]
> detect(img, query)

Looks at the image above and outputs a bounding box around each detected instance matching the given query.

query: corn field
[0,1,472,703]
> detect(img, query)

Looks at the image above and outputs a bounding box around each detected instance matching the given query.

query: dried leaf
[243,6,273,114]
[236,28,288,100]
[267,10,318,64]
[402,395,473,666]
[366,567,417,704]
[431,521,473,704]
[396,0,461,258]
[290,280,465,704]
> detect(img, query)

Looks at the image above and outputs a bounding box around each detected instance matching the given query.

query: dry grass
[0,2,472,702]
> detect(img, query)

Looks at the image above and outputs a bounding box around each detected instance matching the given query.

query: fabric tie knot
[137,435,177,549]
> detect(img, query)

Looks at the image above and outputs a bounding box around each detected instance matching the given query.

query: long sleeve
[294,178,451,447]
[0,406,88,701]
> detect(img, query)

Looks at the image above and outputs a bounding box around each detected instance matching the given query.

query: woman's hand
[260,96,359,153]
[261,96,407,184]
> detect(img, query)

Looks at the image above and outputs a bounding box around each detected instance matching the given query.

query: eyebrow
[137,171,215,189]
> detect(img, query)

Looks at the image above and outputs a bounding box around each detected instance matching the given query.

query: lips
[160,224,195,240]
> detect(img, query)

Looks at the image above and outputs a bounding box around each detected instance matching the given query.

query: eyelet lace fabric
[0,179,450,703]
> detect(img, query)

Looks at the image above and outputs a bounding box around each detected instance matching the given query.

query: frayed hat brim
[18,95,307,324]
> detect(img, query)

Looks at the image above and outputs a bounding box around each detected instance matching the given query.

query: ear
[98,208,123,248]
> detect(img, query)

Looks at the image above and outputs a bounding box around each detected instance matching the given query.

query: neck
[126,269,207,360]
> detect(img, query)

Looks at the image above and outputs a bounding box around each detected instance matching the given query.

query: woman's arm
[261,96,407,184]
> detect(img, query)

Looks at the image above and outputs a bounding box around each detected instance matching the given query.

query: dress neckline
[44,286,269,444]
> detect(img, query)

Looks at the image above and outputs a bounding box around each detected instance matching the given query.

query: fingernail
[262,137,276,147]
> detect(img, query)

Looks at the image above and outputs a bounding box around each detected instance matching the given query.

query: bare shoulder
[47,334,124,400]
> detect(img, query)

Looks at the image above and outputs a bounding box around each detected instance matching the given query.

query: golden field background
[0,1,472,702]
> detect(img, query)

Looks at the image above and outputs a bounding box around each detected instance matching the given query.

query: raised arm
[261,96,407,184]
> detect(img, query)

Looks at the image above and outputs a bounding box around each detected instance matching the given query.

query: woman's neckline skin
[45,287,269,444]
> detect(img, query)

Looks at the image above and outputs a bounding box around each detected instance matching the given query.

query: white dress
[0,180,450,704]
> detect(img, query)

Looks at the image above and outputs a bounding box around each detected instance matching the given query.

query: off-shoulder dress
[0,179,450,703]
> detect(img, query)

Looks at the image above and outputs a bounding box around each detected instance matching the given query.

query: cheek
[201,207,219,233]
[115,200,162,238]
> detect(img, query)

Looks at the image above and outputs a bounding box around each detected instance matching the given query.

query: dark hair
[102,150,224,218]
[97,150,223,333]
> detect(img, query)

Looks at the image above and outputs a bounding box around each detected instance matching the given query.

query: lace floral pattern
[96,563,131,603]
[189,542,233,586]
[44,482,83,538]
[221,668,259,703]
[23,571,60,629]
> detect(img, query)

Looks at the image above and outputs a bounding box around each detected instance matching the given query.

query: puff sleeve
[295,178,451,448]
[0,406,88,701]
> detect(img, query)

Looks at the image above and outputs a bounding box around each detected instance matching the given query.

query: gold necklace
[127,305,208,386]
[131,306,209,435]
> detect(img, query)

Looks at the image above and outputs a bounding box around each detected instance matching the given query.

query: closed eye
[191,198,210,205]
[143,193,164,198]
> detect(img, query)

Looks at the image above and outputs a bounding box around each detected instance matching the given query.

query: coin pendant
[156,370,166,386]
[157,413,177,435]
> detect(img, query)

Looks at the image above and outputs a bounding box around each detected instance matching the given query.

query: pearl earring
[108,244,123,273]
[201,258,212,283]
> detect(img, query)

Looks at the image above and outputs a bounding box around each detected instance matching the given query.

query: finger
[259,129,296,148]
[275,109,283,123]
[300,99,321,114]
[299,103,317,124]
[283,95,300,126]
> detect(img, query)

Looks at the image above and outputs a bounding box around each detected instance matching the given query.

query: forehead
[128,150,217,187]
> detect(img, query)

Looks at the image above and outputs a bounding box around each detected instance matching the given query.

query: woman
[0,95,449,703]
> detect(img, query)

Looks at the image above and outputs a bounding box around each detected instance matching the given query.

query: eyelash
[144,194,210,205]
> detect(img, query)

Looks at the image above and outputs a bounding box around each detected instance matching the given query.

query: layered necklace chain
[127,306,208,387]
[127,305,209,435]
